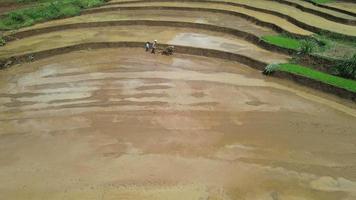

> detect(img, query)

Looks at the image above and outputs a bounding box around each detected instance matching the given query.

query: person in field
[145,41,150,52]
[151,40,157,54]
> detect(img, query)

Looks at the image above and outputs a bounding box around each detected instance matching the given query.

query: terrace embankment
[98,0,313,36]
[0,25,289,64]
[105,0,356,38]
[1,48,356,200]
[268,0,356,25]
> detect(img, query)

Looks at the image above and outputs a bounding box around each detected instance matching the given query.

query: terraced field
[0,0,356,200]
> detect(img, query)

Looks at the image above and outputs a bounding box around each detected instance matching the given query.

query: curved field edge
[0,42,355,101]
[1,18,348,74]
[105,0,356,41]
[266,0,356,25]
[1,20,294,55]
[300,0,356,17]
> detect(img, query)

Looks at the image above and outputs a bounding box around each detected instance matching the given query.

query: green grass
[277,63,356,92]
[262,35,302,50]
[0,0,105,30]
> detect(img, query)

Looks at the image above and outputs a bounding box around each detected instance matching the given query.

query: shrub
[0,37,5,46]
[298,39,316,55]
[263,63,280,75]
[332,54,356,80]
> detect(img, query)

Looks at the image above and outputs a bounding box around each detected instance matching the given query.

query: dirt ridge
[266,0,356,25]
[105,0,356,41]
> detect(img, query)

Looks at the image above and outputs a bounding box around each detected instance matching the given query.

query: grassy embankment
[266,63,356,92]
[262,33,356,92]
[262,33,356,83]
[0,0,106,30]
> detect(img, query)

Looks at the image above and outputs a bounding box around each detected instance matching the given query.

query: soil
[284,0,356,20]
[327,2,356,15]
[0,25,289,63]
[0,2,25,15]
[10,9,276,37]
[102,1,313,36]
[0,48,355,200]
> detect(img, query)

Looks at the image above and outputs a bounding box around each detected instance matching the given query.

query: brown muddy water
[0,26,289,63]
[13,10,275,37]
[0,48,356,200]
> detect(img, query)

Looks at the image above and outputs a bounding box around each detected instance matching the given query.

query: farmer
[145,41,150,52]
[151,40,157,54]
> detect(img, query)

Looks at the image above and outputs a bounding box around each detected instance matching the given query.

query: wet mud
[327,2,356,15]
[0,49,356,199]
[282,0,356,20]
[103,0,313,36]
[10,10,275,37]
[0,25,289,63]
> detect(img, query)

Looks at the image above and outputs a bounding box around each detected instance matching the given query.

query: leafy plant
[263,63,280,75]
[298,39,317,55]
[332,54,356,80]
[0,36,5,46]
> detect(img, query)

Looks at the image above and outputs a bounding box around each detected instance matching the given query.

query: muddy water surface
[12,10,275,37]
[0,49,355,199]
[0,26,289,63]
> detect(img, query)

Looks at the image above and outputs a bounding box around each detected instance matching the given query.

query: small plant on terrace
[263,63,280,75]
[0,37,5,46]
[298,39,316,55]
[0,32,5,46]
[332,54,356,80]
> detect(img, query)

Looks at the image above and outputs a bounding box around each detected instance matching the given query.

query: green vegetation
[261,34,329,55]
[0,36,5,46]
[0,0,105,30]
[298,39,316,55]
[332,54,356,80]
[261,33,356,61]
[263,63,280,75]
[262,35,302,50]
[266,63,356,92]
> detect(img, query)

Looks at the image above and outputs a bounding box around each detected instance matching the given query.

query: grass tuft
[0,36,5,46]
[263,63,280,75]
[332,54,356,80]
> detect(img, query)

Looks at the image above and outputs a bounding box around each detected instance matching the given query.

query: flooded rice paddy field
[103,1,313,36]
[0,26,289,63]
[282,0,356,20]
[108,0,356,36]
[0,49,356,199]
[12,10,276,37]
[327,2,356,15]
